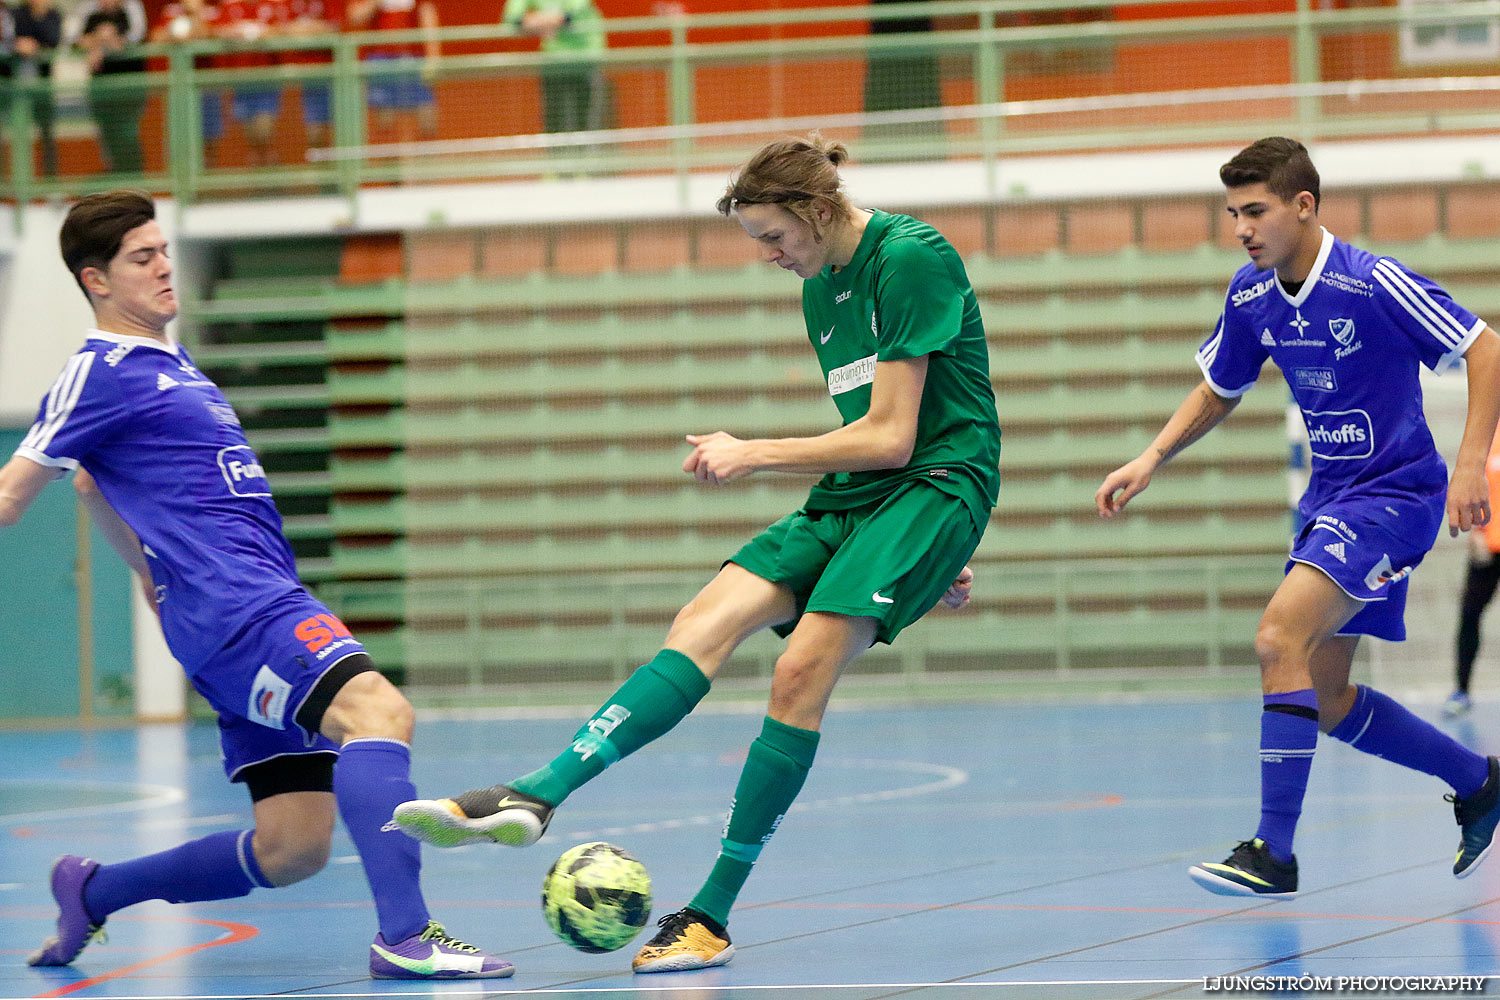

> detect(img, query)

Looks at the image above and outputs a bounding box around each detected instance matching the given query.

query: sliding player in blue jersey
[1096,137,1500,897]
[0,191,512,980]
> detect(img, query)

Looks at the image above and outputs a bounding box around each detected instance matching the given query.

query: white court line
[135,812,241,832]
[560,758,967,840]
[0,781,186,825]
[7,982,1212,999]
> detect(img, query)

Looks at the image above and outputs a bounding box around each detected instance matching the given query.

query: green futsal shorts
[727,479,987,645]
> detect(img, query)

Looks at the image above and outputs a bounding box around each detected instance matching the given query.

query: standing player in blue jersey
[1096,137,1500,897]
[0,191,512,980]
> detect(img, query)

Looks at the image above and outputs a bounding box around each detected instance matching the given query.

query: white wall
[0,201,178,425]
[0,200,184,720]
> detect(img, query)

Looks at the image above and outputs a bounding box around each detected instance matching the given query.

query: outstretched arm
[0,455,56,527]
[684,355,928,484]
[1447,326,1500,536]
[1095,380,1238,518]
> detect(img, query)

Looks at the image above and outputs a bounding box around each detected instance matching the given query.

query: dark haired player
[1097,137,1500,897]
[2,190,510,980]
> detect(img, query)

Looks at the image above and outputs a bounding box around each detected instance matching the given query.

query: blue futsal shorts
[301,84,331,126]
[200,90,224,141]
[365,55,434,111]
[1287,489,1445,642]
[186,598,369,782]
[232,87,281,122]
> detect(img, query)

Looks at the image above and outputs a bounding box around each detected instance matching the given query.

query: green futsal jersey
[799,209,1000,524]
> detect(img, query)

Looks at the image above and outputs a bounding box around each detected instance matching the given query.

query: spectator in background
[0,8,15,171]
[217,0,281,166]
[11,0,63,177]
[151,0,224,167]
[502,0,606,140]
[347,0,437,142]
[71,0,148,174]
[279,0,342,152]
[1447,430,1500,717]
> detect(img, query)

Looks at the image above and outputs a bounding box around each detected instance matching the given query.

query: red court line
[31,916,259,998]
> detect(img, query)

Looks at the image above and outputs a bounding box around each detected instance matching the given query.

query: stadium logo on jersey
[1292,368,1337,392]
[871,311,879,339]
[1232,278,1274,307]
[156,373,180,391]
[1288,311,1310,335]
[248,664,292,730]
[1304,408,1374,460]
[217,445,272,497]
[835,290,851,303]
[1260,329,1276,347]
[104,344,134,367]
[1323,541,1347,563]
[828,354,877,397]
[1363,553,1413,592]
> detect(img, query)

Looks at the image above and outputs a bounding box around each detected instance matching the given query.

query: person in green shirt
[392,133,1000,972]
[502,0,607,137]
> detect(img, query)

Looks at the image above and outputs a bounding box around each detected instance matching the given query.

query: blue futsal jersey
[15,331,305,671]
[1197,228,1485,516]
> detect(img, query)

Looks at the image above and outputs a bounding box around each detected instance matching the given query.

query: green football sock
[509,649,710,806]
[689,716,820,927]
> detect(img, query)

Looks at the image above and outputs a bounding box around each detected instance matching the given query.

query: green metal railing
[1,0,1497,209]
[312,553,1280,686]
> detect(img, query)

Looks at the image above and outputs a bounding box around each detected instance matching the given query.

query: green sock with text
[510,649,710,805]
[689,716,820,927]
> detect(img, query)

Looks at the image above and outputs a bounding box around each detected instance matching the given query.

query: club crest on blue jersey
[248,664,292,729]
[1329,318,1356,345]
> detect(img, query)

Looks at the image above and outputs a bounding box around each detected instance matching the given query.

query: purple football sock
[1254,689,1319,863]
[1329,685,1489,796]
[83,829,269,920]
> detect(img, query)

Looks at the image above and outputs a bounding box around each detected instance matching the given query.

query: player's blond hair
[716,133,856,236]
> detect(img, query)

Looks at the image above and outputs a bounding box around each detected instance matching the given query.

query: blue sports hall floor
[4,691,1500,999]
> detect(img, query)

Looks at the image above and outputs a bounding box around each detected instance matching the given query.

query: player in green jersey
[392,134,1001,972]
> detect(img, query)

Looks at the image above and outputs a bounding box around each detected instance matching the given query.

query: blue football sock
[82,828,270,921]
[1329,685,1490,797]
[336,738,431,943]
[1255,689,1319,864]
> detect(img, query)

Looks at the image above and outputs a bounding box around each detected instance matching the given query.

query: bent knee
[767,653,834,728]
[324,670,414,744]
[253,831,331,887]
[1254,618,1307,667]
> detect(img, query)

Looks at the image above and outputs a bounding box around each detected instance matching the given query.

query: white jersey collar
[87,329,181,355]
[1276,227,1334,308]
